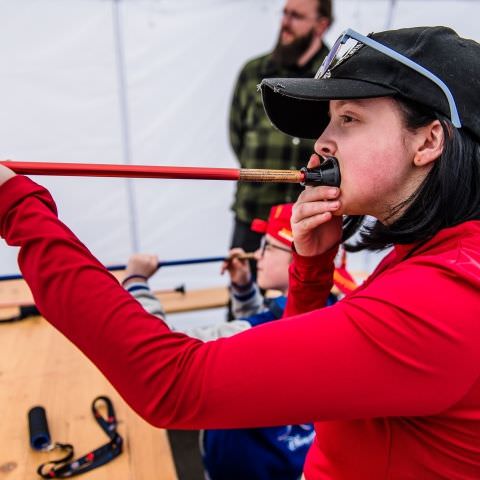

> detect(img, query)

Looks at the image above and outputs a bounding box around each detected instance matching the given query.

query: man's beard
[271,29,315,68]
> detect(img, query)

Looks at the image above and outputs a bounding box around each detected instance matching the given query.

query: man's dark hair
[343,97,480,253]
[316,0,333,24]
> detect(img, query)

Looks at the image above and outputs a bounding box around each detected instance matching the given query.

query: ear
[413,120,444,167]
[313,17,330,38]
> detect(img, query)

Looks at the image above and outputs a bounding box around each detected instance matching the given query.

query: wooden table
[0,273,203,480]
[0,315,178,480]
[0,273,230,479]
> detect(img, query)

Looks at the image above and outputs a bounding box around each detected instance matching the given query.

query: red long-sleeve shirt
[1,176,480,479]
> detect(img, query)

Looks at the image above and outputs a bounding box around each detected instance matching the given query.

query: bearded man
[229,0,332,267]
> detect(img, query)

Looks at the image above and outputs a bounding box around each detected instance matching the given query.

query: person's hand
[0,164,16,186]
[291,153,342,256]
[124,253,159,285]
[221,248,252,286]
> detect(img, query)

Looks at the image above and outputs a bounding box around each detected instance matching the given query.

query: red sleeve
[1,176,480,430]
[284,246,337,317]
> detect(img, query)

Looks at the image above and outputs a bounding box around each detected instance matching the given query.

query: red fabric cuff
[0,175,57,238]
[290,243,338,282]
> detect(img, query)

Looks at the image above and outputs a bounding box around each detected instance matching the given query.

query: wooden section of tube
[239,168,304,183]
[231,252,257,261]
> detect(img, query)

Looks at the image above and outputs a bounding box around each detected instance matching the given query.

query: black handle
[28,406,51,450]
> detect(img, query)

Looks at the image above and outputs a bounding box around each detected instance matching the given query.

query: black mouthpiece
[300,156,341,187]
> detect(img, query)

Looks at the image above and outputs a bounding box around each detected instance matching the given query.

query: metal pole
[112,0,140,251]
[0,255,239,283]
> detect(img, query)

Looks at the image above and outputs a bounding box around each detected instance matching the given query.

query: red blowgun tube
[0,157,340,187]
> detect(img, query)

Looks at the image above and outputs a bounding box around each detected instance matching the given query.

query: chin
[257,278,267,290]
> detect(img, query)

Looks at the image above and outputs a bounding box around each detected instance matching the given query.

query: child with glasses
[1,26,480,479]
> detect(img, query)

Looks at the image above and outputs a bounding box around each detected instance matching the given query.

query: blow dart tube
[0,157,341,187]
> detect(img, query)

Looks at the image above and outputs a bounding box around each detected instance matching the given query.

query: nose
[314,127,337,158]
[281,16,291,29]
[254,248,263,262]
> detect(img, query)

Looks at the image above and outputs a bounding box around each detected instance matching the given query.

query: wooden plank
[0,316,178,480]
[0,277,229,314]
[0,278,33,307]
[159,286,228,313]
[0,274,127,308]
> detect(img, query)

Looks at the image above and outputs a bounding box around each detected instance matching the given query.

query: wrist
[122,274,148,287]
[231,277,254,291]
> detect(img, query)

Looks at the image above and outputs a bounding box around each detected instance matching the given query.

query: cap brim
[260,78,396,139]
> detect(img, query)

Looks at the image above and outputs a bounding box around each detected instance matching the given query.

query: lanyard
[0,305,40,323]
[36,396,123,478]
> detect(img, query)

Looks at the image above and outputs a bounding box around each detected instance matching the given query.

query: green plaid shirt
[230,45,329,223]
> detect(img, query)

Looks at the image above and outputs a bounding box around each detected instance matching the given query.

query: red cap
[251,203,293,248]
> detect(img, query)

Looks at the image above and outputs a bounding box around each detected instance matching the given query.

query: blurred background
[0,0,477,325]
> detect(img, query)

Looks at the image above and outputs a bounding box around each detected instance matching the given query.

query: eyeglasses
[282,8,318,23]
[315,28,461,128]
[260,238,291,256]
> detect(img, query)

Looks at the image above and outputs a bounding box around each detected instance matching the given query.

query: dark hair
[316,0,333,24]
[343,97,480,253]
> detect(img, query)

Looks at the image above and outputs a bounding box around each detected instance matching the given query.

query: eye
[340,114,356,124]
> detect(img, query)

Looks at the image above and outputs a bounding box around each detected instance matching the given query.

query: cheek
[257,257,280,284]
[370,142,413,188]
[340,140,411,209]
[256,268,269,290]
[290,24,310,38]
[271,261,289,282]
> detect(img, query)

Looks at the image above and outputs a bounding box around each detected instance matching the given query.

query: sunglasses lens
[316,46,338,78]
[316,34,344,78]
[316,35,361,79]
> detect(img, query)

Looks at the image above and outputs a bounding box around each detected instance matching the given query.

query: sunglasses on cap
[315,28,461,128]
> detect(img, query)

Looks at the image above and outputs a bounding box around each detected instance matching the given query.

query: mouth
[281,29,294,41]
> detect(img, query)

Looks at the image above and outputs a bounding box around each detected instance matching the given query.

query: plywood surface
[0,274,229,479]
[0,276,229,313]
[0,315,178,480]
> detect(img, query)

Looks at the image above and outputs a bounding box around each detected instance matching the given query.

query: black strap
[0,305,40,323]
[37,396,123,478]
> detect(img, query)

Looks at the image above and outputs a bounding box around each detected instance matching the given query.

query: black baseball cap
[260,26,480,142]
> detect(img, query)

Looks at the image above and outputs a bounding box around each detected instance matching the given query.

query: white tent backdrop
[0,0,477,324]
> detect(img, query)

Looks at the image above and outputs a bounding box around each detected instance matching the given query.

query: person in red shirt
[1,26,480,479]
